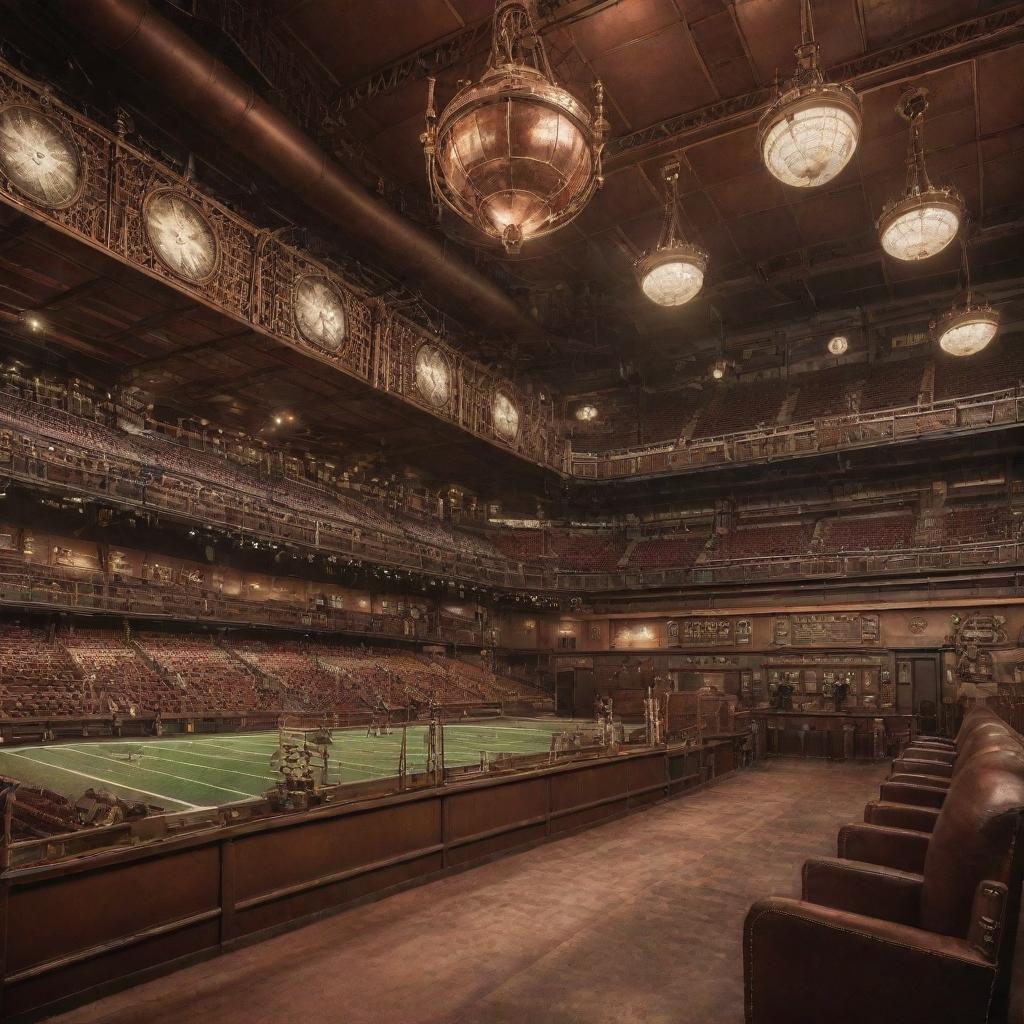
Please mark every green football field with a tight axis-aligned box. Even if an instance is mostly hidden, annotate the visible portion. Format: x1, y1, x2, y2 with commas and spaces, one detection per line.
0, 717, 585, 811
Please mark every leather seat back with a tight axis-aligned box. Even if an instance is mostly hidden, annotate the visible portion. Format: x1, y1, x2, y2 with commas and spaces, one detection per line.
950, 723, 1021, 776
920, 753, 1024, 937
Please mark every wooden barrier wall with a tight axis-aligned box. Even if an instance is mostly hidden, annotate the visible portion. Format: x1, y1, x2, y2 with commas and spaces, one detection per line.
0, 742, 728, 1021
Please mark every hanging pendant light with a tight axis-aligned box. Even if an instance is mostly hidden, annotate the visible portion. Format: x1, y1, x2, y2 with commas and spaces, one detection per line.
758, 0, 861, 189
636, 163, 709, 306
932, 236, 999, 357
878, 88, 963, 262
421, 0, 608, 255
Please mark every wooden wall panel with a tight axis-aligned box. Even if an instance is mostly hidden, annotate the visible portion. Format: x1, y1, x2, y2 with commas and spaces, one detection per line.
445, 778, 548, 841
7, 847, 220, 975
233, 800, 441, 902
549, 762, 629, 812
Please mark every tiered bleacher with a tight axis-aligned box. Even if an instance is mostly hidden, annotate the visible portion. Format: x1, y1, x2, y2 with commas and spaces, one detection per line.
819, 511, 917, 552
627, 534, 708, 569
0, 625, 548, 721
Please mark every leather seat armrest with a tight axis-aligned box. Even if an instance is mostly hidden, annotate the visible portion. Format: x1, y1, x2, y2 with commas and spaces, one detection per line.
863, 800, 940, 833
891, 757, 953, 778
837, 823, 930, 873
879, 781, 948, 807
801, 857, 922, 926
744, 897, 995, 1024
901, 747, 955, 764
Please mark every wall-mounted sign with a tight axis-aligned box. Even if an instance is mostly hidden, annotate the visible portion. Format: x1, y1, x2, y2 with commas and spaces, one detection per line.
772, 613, 880, 647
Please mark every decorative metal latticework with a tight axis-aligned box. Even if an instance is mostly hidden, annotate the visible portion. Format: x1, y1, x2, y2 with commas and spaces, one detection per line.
0, 59, 553, 465
422, 0, 608, 254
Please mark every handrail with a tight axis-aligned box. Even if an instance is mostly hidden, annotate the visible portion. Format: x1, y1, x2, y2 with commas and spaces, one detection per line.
570, 386, 1022, 472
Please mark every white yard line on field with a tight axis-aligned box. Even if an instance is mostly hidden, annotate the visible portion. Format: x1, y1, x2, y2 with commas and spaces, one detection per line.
63, 747, 255, 798
0, 749, 203, 809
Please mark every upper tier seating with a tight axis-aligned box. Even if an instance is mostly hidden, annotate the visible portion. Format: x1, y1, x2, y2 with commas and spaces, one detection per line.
934, 338, 1024, 400
819, 512, 916, 552
628, 534, 708, 569
943, 503, 1014, 544
713, 522, 815, 559
789, 365, 865, 421
549, 531, 626, 572
858, 356, 927, 412
691, 379, 791, 439
490, 529, 547, 562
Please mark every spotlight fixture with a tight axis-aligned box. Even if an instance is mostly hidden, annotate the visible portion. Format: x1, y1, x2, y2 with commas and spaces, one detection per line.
878, 88, 963, 262
932, 237, 999, 357
710, 358, 731, 381
636, 163, 709, 307
827, 334, 848, 355
422, 0, 608, 254
575, 404, 598, 422
758, 0, 861, 189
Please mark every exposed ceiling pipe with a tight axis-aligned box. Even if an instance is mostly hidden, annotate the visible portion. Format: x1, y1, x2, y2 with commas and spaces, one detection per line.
55, 0, 546, 344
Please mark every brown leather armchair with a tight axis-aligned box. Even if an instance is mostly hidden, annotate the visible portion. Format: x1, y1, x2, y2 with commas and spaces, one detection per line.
744, 761, 1024, 1024
892, 718, 1014, 779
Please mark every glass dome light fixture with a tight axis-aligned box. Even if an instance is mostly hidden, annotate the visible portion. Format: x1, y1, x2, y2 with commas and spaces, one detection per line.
932, 302, 1000, 357
827, 334, 849, 355
758, 0, 861, 189
421, 0, 609, 254
931, 236, 999, 357
878, 88, 963, 262
635, 162, 709, 306
575, 403, 598, 421
710, 357, 732, 381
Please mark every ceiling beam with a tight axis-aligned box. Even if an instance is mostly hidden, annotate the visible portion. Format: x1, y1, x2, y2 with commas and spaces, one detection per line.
330, 0, 617, 113
604, 3, 1024, 172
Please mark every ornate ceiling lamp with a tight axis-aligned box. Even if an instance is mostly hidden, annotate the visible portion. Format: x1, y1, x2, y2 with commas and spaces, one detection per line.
932, 238, 999, 357
878, 88, 963, 261
636, 163, 709, 307
422, 0, 608, 255
758, 0, 861, 189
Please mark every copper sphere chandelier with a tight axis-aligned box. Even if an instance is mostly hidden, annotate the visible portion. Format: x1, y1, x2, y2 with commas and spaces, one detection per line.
878, 88, 963, 262
758, 0, 861, 189
421, 0, 609, 255
636, 163, 709, 307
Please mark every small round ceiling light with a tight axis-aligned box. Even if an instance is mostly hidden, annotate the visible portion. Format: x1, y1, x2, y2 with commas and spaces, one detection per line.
636, 163, 709, 307
878, 88, 963, 262
827, 334, 848, 355
758, 1, 861, 189
575, 404, 598, 421
932, 302, 999, 358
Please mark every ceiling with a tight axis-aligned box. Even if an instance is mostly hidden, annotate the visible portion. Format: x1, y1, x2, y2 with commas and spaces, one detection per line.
261, 0, 1024, 382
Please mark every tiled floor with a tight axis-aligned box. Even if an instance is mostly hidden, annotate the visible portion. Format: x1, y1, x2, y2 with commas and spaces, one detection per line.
47, 759, 887, 1024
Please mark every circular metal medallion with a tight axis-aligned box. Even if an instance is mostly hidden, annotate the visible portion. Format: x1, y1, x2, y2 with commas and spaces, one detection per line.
143, 189, 219, 283
908, 616, 928, 635
493, 390, 520, 441
293, 275, 347, 352
0, 104, 82, 209
414, 343, 451, 408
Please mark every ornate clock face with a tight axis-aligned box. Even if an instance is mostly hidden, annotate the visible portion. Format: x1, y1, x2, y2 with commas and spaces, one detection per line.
414, 344, 451, 408
294, 275, 347, 351
493, 391, 520, 441
0, 105, 82, 209
143, 190, 219, 282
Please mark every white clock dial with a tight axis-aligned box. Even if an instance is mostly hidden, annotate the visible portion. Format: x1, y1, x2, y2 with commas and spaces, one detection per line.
414, 344, 451, 408
493, 391, 519, 440
0, 105, 82, 209
294, 275, 347, 351
143, 190, 219, 282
